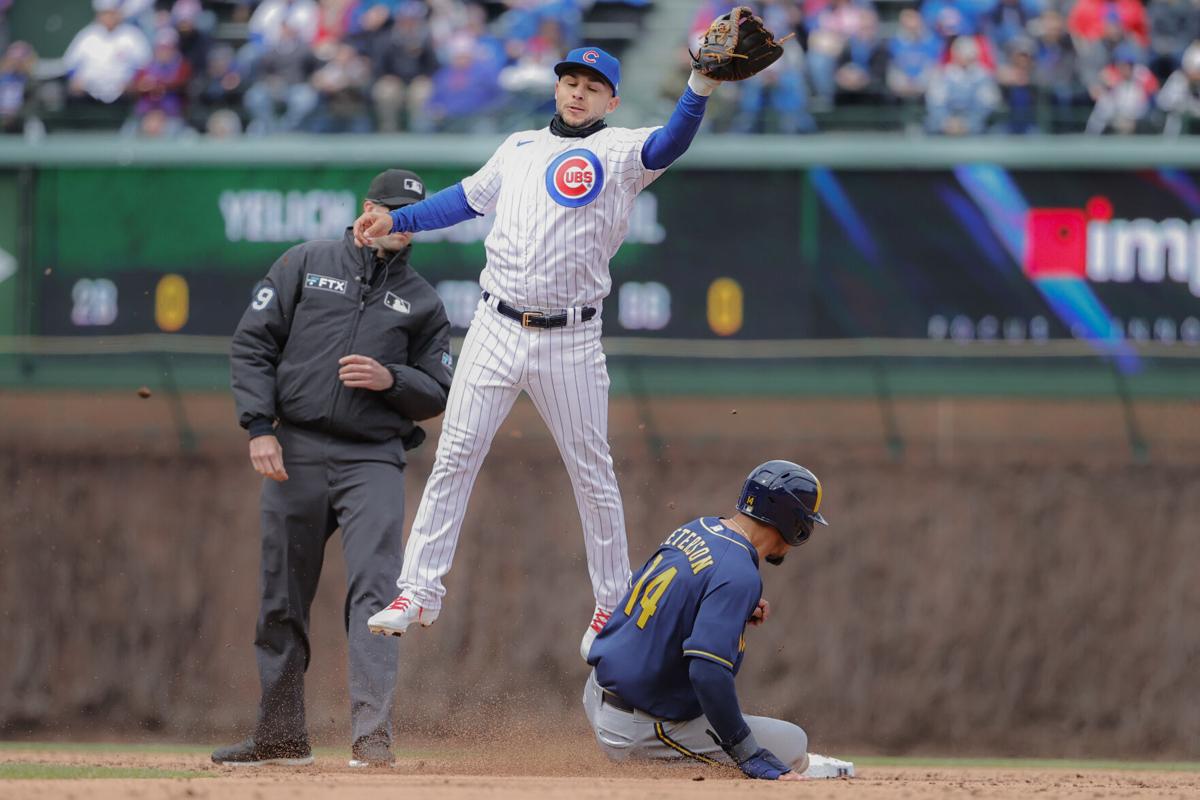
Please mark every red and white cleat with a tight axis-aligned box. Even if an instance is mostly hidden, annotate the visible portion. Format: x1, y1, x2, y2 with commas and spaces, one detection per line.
367, 594, 440, 637
579, 605, 612, 661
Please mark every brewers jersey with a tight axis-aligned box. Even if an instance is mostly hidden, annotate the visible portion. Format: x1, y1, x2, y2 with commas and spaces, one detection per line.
589, 516, 763, 720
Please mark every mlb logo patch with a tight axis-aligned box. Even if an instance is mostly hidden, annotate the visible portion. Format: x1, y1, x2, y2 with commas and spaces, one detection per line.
305, 273, 348, 294
385, 291, 411, 314
404, 178, 423, 194
441, 352, 453, 368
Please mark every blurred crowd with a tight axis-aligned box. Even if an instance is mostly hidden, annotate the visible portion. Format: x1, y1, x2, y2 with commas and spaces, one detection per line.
0, 0, 1198, 137
1, 0, 606, 137
676, 0, 1200, 134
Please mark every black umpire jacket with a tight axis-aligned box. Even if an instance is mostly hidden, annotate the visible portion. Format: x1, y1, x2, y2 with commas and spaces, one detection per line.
230, 229, 453, 452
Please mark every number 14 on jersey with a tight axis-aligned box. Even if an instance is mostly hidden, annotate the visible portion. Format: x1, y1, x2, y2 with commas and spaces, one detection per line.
624, 554, 678, 629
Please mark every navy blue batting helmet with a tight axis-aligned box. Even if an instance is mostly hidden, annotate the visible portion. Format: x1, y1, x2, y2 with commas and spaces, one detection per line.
736, 460, 828, 546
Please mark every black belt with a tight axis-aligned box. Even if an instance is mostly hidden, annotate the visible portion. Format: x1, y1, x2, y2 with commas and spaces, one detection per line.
483, 291, 596, 329
601, 690, 638, 714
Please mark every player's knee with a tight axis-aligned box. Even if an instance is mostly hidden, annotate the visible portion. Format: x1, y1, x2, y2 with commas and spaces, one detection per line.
782, 724, 809, 772
568, 468, 618, 503
434, 431, 488, 465
761, 720, 807, 771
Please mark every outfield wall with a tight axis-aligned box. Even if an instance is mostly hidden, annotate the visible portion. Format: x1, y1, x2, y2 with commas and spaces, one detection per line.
1, 394, 1199, 757
2, 136, 1200, 397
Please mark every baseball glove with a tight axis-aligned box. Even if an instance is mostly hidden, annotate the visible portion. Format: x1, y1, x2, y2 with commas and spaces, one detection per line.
690, 6, 793, 82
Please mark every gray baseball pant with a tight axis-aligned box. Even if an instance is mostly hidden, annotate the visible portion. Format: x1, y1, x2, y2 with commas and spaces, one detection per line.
253, 424, 405, 746
582, 670, 809, 773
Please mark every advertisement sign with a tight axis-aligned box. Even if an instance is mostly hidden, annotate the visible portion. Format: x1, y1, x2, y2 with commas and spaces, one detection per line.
31, 165, 1200, 345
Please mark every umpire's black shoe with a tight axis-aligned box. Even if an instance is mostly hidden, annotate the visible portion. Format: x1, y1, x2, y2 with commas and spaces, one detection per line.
211, 737, 314, 767
348, 735, 395, 768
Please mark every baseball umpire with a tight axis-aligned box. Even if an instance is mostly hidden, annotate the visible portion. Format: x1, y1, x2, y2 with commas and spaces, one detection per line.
583, 461, 855, 780
214, 169, 454, 768
356, 8, 797, 662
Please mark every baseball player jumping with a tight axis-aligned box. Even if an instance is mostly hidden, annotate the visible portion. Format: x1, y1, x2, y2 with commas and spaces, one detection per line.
584, 460, 855, 780
356, 12, 793, 658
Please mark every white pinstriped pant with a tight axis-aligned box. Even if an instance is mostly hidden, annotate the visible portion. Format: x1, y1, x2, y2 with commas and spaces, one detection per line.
396, 298, 631, 610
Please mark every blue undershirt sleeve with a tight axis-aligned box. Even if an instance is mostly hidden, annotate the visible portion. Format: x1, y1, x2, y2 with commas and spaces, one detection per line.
640, 87, 709, 171
389, 182, 482, 234
688, 656, 751, 747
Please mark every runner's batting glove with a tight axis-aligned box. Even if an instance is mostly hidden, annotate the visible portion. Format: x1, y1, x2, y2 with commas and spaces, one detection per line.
734, 748, 791, 780
707, 729, 792, 780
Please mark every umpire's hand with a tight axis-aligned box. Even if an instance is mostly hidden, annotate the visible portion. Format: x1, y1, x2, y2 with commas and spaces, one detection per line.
249, 435, 288, 482
338, 354, 394, 391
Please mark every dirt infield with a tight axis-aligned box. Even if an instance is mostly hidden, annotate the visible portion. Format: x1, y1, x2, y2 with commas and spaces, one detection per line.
1, 745, 1198, 800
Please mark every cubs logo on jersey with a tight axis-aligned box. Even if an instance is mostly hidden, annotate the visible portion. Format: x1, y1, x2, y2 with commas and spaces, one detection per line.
545, 148, 605, 208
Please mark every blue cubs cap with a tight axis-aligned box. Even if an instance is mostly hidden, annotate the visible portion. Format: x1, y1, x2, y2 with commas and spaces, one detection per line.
554, 46, 620, 95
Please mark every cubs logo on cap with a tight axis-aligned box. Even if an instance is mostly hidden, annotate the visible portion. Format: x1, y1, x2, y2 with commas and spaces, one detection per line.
545, 149, 605, 208
554, 46, 620, 95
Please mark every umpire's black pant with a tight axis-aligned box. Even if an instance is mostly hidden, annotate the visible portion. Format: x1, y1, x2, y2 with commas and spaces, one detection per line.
254, 423, 404, 746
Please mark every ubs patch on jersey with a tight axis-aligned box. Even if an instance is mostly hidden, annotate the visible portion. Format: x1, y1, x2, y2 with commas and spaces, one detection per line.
305, 273, 347, 294
384, 292, 411, 313
545, 148, 605, 208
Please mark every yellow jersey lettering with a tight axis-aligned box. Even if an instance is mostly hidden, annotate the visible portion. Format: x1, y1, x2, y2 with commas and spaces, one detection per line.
662, 527, 717, 574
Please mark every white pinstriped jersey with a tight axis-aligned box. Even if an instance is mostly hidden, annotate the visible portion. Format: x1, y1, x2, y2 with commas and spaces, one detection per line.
461, 125, 665, 310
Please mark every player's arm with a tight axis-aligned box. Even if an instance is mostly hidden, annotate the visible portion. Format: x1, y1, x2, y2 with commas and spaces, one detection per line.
643, 7, 792, 170
380, 302, 454, 421
230, 246, 305, 438
388, 184, 482, 233
230, 248, 305, 481
355, 136, 513, 245
353, 184, 482, 246
639, 72, 719, 171
683, 574, 794, 780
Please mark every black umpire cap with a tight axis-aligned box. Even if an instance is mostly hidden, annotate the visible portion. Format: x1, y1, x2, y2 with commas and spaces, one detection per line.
366, 169, 426, 209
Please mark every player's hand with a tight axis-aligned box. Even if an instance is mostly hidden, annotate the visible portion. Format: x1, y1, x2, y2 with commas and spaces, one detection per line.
737, 748, 792, 780
249, 435, 288, 481
353, 208, 395, 247
339, 354, 394, 391
749, 598, 770, 627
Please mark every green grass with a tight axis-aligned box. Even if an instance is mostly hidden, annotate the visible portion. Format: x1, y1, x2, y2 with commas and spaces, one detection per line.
848, 756, 1200, 772
0, 741, 441, 759
0, 742, 213, 755
0, 763, 210, 780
